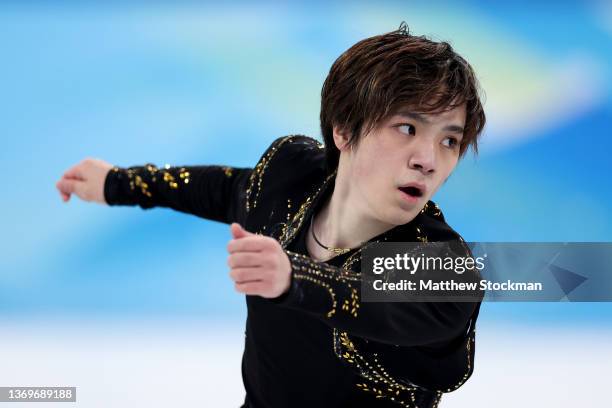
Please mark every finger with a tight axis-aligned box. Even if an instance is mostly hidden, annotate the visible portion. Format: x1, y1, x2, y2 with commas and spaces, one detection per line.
55, 180, 70, 200
63, 165, 85, 180
230, 223, 256, 239
229, 267, 263, 283
56, 178, 85, 197
56, 178, 74, 195
234, 280, 266, 295
227, 236, 267, 253
227, 252, 263, 269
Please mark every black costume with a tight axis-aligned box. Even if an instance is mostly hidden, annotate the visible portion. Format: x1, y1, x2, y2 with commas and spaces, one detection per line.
104, 135, 482, 408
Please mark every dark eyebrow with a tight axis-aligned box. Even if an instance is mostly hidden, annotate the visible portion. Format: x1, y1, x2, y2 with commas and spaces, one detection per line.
395, 112, 465, 135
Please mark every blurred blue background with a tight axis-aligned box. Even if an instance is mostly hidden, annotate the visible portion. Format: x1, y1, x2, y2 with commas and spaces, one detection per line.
1, 1, 611, 407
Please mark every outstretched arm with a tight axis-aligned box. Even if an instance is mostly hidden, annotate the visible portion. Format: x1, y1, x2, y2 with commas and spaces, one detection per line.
56, 157, 253, 225
104, 163, 252, 224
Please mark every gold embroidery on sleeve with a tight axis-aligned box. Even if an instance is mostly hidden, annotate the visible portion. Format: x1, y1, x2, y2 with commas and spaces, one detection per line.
179, 167, 190, 184
222, 166, 233, 178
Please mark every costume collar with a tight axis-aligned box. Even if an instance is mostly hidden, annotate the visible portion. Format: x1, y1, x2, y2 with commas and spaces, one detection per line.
279, 169, 436, 259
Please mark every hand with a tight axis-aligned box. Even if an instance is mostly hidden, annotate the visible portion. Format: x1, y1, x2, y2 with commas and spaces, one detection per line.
227, 223, 292, 299
56, 158, 114, 204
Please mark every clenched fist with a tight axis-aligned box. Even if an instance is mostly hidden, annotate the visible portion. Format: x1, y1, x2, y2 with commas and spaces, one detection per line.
227, 223, 292, 299
56, 158, 113, 204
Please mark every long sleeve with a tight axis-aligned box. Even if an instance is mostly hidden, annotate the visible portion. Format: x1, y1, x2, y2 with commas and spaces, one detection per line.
104, 163, 253, 225
274, 249, 482, 348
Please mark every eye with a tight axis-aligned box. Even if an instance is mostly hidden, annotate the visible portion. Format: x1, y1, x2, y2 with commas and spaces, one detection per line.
442, 136, 460, 149
397, 123, 416, 136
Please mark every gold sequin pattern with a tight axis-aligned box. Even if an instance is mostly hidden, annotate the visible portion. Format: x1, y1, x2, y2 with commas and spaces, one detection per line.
420, 201, 443, 220
334, 329, 424, 407
278, 171, 336, 248
286, 198, 292, 221
442, 335, 474, 393
162, 170, 178, 189
286, 250, 358, 318
415, 226, 428, 243
134, 175, 152, 197
431, 392, 443, 408
117, 163, 193, 199
293, 273, 338, 318
245, 136, 296, 213
179, 167, 190, 184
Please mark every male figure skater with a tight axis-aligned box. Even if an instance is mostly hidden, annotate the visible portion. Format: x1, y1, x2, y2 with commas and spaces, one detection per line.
56, 23, 486, 407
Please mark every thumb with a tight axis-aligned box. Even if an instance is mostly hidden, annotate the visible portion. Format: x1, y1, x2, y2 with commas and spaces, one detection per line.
230, 223, 255, 239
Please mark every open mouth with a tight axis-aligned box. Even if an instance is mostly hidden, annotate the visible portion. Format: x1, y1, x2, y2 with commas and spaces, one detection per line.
398, 186, 423, 198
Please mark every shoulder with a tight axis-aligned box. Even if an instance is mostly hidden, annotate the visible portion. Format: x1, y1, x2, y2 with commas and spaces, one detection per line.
259, 135, 325, 165
415, 201, 466, 243
254, 134, 326, 181
245, 135, 326, 213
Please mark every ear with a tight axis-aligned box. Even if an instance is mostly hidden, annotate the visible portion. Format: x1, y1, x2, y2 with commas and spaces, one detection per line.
332, 125, 352, 151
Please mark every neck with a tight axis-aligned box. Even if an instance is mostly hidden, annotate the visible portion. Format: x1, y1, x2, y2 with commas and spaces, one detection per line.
313, 167, 395, 250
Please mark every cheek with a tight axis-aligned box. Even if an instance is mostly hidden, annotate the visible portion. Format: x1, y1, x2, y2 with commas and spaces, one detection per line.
352, 157, 368, 178
351, 153, 386, 200
354, 151, 389, 184
352, 145, 377, 178
351, 137, 398, 195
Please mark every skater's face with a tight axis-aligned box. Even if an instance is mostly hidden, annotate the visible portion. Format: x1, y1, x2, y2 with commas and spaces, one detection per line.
334, 104, 466, 226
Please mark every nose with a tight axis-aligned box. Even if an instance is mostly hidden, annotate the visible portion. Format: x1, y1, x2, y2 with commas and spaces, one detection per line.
408, 138, 436, 174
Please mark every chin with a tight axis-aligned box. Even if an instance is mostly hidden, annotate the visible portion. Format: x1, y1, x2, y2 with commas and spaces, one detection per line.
387, 209, 419, 226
